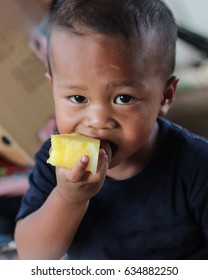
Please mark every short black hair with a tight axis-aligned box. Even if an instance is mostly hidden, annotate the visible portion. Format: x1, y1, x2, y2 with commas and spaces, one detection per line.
47, 0, 177, 79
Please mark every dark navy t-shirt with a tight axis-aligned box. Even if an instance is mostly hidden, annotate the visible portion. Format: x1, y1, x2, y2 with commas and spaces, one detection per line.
16, 118, 208, 259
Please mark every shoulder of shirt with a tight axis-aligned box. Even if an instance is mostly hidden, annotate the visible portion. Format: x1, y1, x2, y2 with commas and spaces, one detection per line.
34, 137, 53, 162
158, 117, 208, 160
159, 117, 208, 144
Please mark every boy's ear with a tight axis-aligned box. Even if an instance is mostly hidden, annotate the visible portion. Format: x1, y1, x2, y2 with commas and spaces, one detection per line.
159, 75, 179, 116
45, 72, 53, 85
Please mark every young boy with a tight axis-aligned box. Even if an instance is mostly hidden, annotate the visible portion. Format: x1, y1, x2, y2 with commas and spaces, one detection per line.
15, 0, 208, 260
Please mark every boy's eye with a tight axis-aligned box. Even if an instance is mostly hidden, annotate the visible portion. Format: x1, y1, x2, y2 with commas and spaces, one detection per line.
69, 95, 87, 103
114, 95, 136, 104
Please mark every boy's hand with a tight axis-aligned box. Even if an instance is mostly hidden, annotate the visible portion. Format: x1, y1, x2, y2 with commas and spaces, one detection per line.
55, 148, 109, 205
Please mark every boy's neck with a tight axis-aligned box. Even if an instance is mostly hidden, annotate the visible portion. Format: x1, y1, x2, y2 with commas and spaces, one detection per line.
107, 122, 160, 180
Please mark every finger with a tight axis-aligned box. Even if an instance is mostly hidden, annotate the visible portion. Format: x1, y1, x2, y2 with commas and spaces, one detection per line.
100, 141, 112, 166
95, 149, 109, 180
69, 156, 89, 183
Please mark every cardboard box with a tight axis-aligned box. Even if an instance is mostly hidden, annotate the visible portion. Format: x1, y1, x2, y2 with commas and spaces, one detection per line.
0, 26, 54, 166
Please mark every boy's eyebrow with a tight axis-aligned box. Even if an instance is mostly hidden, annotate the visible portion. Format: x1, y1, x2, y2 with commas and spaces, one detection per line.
57, 84, 88, 91
110, 80, 145, 89
56, 80, 144, 90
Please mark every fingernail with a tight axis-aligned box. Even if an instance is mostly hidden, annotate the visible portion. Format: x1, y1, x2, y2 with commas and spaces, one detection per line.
81, 156, 88, 163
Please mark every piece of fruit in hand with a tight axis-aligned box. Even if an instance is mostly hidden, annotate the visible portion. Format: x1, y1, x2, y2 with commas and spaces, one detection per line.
47, 133, 100, 174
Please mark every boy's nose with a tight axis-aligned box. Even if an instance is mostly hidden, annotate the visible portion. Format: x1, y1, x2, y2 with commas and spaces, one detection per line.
85, 106, 117, 130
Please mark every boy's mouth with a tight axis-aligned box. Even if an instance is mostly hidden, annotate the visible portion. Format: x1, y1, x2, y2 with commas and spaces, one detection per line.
109, 141, 117, 156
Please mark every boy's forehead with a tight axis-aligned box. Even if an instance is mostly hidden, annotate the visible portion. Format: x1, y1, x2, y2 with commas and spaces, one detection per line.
49, 26, 158, 57
49, 27, 163, 78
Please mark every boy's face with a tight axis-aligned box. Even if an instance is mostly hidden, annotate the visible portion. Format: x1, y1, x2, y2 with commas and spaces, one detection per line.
48, 28, 177, 175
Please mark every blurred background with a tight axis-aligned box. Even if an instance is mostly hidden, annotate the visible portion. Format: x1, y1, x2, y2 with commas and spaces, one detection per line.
0, 0, 207, 259
165, 0, 208, 136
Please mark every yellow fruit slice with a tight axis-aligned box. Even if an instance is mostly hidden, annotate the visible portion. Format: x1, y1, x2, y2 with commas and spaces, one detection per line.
47, 133, 100, 174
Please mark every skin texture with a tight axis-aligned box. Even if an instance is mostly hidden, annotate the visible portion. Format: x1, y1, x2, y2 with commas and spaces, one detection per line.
15, 28, 178, 259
